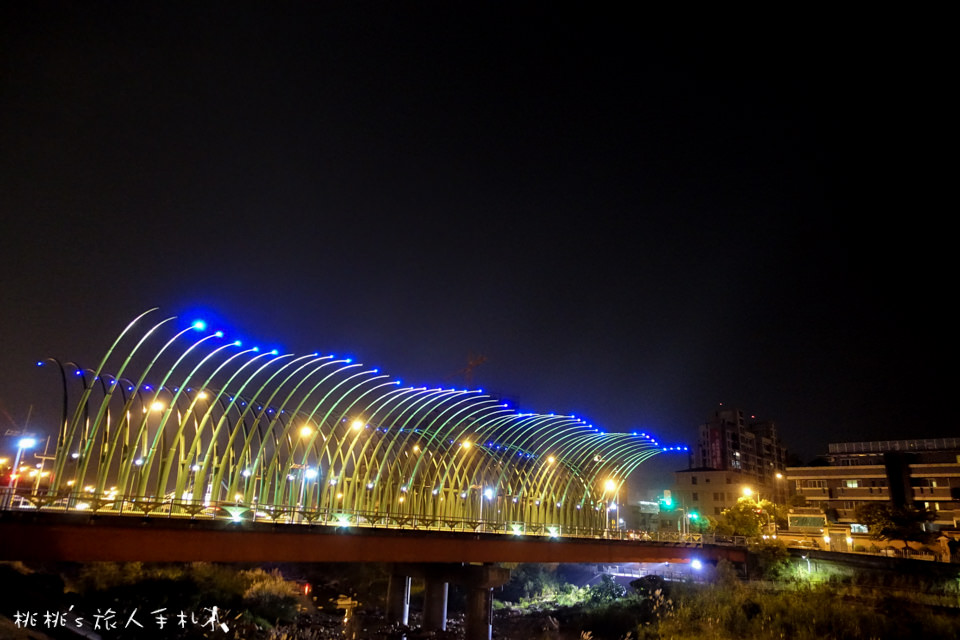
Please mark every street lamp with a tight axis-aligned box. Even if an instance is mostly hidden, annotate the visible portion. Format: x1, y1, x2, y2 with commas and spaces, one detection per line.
605, 478, 619, 536
773, 473, 785, 535
298, 467, 318, 522
3, 437, 37, 508
480, 486, 495, 532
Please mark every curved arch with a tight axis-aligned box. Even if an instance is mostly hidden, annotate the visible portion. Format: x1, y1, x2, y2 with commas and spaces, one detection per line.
41, 311, 679, 535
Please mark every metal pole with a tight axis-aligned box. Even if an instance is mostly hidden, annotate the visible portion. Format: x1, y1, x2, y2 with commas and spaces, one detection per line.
2, 445, 26, 508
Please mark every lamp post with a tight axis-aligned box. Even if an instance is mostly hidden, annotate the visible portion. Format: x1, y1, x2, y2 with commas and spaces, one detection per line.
605, 478, 618, 537
481, 487, 494, 532
675, 506, 687, 536
3, 437, 37, 508
299, 467, 318, 522
773, 473, 784, 535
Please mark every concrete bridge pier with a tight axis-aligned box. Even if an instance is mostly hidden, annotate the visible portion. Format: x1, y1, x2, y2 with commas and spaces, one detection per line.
422, 576, 449, 630
386, 573, 411, 625
464, 583, 495, 640
387, 563, 510, 639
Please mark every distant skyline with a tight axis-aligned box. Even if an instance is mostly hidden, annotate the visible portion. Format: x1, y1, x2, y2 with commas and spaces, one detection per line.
1, 6, 951, 467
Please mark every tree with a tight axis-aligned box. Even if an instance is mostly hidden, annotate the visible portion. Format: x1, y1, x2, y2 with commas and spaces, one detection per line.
787, 493, 808, 508
854, 503, 936, 545
712, 497, 765, 537
748, 539, 791, 579
587, 573, 626, 604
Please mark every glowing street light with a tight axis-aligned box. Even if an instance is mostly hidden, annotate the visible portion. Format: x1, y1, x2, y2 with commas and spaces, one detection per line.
3, 437, 37, 508
298, 467, 320, 520
605, 478, 620, 535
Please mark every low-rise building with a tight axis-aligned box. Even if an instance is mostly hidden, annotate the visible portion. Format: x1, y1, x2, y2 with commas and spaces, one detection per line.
786, 439, 960, 530
671, 467, 785, 518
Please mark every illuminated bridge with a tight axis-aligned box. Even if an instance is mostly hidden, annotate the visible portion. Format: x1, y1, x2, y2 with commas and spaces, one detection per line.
12, 309, 689, 533
1, 310, 728, 639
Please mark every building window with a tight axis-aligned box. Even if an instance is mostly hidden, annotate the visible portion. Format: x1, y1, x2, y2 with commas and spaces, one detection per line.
692, 492, 698, 501
845, 480, 860, 488
691, 476, 698, 485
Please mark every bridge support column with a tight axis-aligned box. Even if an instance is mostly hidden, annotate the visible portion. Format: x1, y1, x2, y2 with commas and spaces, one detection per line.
386, 573, 411, 626
465, 585, 494, 640
462, 564, 510, 640
422, 577, 448, 631
386, 563, 510, 637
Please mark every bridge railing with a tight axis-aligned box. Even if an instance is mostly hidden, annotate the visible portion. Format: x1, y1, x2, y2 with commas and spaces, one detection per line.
0, 487, 720, 546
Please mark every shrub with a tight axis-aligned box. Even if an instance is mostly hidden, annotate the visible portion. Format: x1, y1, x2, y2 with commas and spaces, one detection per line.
241, 568, 301, 623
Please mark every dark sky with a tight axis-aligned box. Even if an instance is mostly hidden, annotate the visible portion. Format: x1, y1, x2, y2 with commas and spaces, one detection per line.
0, 5, 951, 465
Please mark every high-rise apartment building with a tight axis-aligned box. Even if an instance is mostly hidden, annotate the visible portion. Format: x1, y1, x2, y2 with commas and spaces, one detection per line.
671, 406, 789, 518
694, 405, 788, 485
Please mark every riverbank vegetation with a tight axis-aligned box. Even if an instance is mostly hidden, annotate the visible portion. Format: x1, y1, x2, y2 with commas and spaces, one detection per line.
494, 559, 960, 639
4, 557, 960, 639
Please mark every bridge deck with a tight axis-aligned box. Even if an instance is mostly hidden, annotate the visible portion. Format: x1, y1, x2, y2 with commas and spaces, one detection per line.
0, 512, 746, 565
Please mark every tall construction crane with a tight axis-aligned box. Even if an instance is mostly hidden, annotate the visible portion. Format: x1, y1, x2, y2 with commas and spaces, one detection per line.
447, 352, 488, 388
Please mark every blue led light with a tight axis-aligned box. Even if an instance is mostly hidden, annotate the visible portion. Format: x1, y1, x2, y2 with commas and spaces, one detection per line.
191, 320, 207, 331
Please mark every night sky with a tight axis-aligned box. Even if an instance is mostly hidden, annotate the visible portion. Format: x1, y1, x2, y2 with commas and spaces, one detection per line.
1, 5, 951, 467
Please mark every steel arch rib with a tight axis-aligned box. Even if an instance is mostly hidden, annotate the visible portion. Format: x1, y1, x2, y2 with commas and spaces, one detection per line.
40, 310, 682, 538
